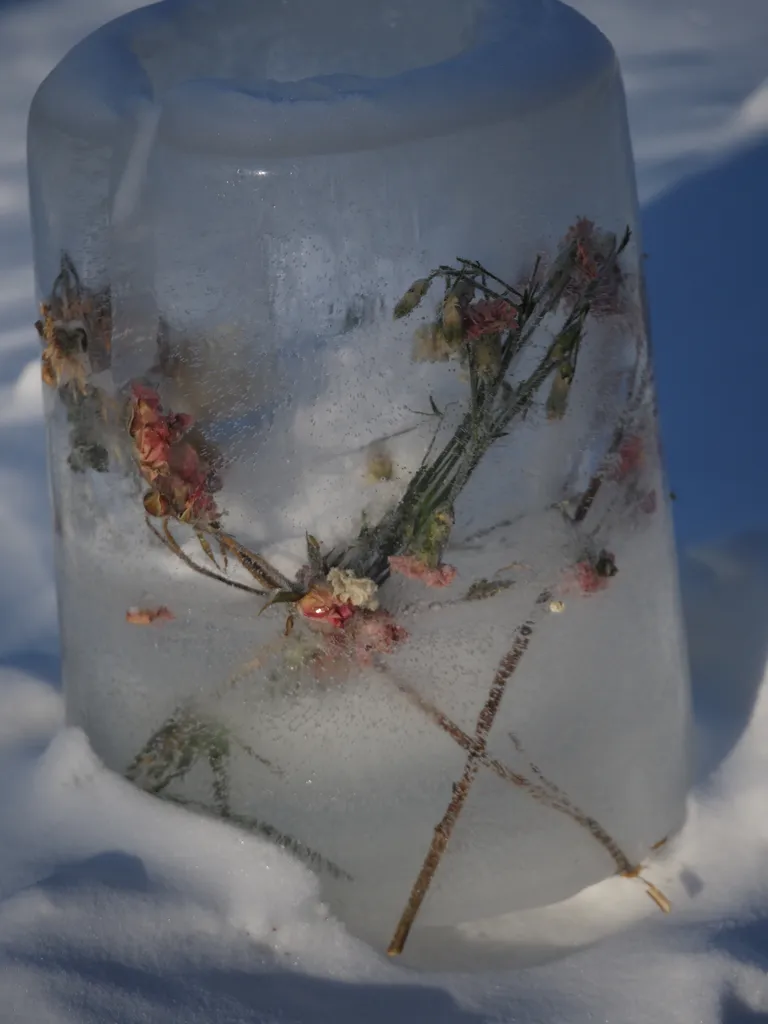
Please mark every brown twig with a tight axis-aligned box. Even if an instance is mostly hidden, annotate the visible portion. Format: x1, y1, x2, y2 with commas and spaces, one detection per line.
384, 570, 673, 954
383, 669, 635, 876
388, 666, 668, 920
387, 609, 538, 956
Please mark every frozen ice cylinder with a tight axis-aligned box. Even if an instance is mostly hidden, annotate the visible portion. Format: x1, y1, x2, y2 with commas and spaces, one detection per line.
29, 0, 691, 966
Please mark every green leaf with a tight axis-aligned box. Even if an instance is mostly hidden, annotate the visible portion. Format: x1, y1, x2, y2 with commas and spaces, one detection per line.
306, 533, 324, 573
259, 590, 304, 615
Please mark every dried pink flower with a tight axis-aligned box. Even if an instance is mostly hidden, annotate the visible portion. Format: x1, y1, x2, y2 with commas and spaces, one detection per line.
610, 435, 645, 481
125, 605, 175, 625
570, 550, 618, 595
128, 383, 220, 527
389, 555, 457, 588
639, 489, 657, 515
465, 298, 518, 341
297, 586, 355, 629
561, 218, 625, 317
350, 609, 409, 664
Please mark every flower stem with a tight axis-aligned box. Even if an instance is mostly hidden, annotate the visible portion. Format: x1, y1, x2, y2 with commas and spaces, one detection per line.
386, 604, 540, 956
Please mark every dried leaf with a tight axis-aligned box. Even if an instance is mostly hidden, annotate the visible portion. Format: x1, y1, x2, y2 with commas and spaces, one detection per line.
196, 529, 220, 569
464, 578, 514, 601
306, 533, 324, 573
259, 590, 304, 615
546, 366, 573, 421
126, 605, 175, 625
643, 879, 672, 914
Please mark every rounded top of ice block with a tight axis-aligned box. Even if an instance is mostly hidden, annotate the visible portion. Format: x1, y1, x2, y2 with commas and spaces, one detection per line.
30, 0, 617, 158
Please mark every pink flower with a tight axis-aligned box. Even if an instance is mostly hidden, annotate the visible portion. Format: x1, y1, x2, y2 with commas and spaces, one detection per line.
351, 609, 409, 664
639, 489, 657, 515
130, 382, 163, 410
389, 555, 458, 588
571, 550, 618, 595
306, 604, 409, 678
561, 218, 625, 317
465, 298, 518, 340
610, 435, 644, 481
129, 383, 220, 526
297, 586, 355, 629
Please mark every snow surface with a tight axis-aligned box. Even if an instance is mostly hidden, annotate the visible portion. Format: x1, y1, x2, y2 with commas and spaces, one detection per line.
1, 0, 767, 1020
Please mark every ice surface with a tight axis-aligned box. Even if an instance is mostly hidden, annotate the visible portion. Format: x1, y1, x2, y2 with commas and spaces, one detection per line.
26, 0, 692, 960
29, 0, 615, 158
2, 0, 768, 1016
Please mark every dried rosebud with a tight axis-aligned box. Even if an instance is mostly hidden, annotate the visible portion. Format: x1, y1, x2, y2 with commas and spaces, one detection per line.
394, 277, 432, 319
412, 323, 456, 363
365, 444, 394, 482
546, 365, 574, 421
297, 586, 355, 629
441, 293, 464, 344
473, 334, 502, 378
128, 383, 220, 528
143, 490, 171, 518
465, 298, 518, 341
125, 605, 175, 625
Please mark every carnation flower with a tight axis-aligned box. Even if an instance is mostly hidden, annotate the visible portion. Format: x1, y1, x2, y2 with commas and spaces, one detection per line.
327, 567, 379, 610
465, 298, 518, 340
297, 585, 355, 629
128, 383, 219, 527
608, 435, 644, 481
570, 550, 618, 595
561, 218, 625, 317
388, 555, 457, 588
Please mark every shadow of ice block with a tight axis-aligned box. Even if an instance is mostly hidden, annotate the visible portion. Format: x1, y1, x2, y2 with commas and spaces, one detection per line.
28, 0, 691, 967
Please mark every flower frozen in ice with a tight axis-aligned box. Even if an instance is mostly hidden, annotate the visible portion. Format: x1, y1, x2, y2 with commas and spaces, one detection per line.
128, 383, 219, 527
351, 609, 409, 663
36, 254, 112, 393
394, 277, 432, 319
327, 567, 379, 610
465, 298, 518, 341
608, 434, 645, 481
570, 549, 618, 595
561, 218, 625, 317
297, 585, 356, 629
412, 323, 456, 363
389, 555, 457, 588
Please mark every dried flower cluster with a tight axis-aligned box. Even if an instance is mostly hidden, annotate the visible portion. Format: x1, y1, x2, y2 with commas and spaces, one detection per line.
561, 217, 626, 317
128, 383, 220, 528
39, 217, 668, 959
35, 254, 111, 393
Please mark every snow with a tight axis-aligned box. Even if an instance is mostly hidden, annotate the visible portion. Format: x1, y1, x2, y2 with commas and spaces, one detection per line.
0, 0, 767, 1020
